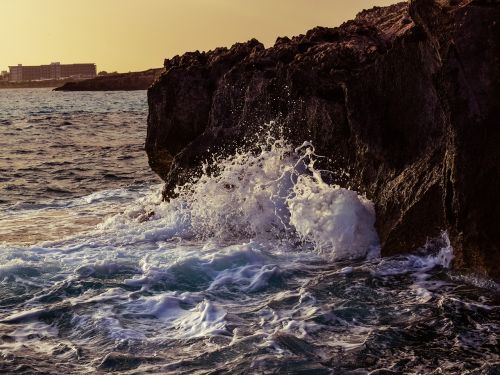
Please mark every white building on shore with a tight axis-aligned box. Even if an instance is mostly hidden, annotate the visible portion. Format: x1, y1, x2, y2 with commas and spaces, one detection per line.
8, 62, 96, 82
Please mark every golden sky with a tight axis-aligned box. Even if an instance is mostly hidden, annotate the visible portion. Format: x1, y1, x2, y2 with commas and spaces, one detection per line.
1, 0, 400, 73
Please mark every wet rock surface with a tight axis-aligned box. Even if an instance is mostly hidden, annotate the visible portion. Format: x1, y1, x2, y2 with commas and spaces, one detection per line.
146, 0, 500, 280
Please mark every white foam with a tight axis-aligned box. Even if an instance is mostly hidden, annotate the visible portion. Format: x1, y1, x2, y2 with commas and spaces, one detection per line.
209, 264, 281, 292
99, 126, 380, 262
287, 174, 379, 260
124, 293, 229, 339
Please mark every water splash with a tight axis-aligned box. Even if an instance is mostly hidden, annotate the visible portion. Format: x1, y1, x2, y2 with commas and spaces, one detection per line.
121, 125, 380, 261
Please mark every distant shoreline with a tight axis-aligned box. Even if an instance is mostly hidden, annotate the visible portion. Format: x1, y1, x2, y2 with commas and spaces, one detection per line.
0, 78, 84, 89
54, 69, 163, 91
0, 68, 163, 90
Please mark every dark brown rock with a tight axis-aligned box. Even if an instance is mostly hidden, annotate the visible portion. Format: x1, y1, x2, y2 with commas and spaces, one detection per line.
54, 68, 163, 91
146, 0, 500, 280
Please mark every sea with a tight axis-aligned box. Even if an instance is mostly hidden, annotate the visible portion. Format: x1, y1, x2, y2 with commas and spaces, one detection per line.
0, 88, 498, 374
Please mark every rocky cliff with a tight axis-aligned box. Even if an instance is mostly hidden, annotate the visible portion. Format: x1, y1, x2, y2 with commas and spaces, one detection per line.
55, 69, 163, 91
146, 0, 500, 280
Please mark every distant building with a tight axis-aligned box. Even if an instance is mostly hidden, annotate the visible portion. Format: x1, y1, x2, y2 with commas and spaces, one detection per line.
8, 62, 96, 82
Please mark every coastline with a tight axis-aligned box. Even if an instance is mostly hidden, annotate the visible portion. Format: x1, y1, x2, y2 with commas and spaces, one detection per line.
0, 78, 81, 89
0, 68, 163, 91
54, 68, 163, 91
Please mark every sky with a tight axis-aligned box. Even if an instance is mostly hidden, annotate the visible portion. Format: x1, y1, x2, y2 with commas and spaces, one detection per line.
0, 0, 400, 73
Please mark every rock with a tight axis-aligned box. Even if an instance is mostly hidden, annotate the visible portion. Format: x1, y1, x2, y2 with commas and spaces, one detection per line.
54, 68, 163, 91
146, 0, 500, 281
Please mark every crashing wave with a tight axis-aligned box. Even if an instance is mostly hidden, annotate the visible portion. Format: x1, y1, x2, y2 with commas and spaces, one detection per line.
104, 125, 380, 261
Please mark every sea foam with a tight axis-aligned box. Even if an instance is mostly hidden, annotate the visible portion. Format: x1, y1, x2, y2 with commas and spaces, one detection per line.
115, 127, 381, 261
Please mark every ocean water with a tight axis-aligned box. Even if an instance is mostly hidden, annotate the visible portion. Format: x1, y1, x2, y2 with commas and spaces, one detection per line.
0, 89, 498, 374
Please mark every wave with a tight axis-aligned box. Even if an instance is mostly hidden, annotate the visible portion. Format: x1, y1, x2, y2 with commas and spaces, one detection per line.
96, 126, 379, 262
